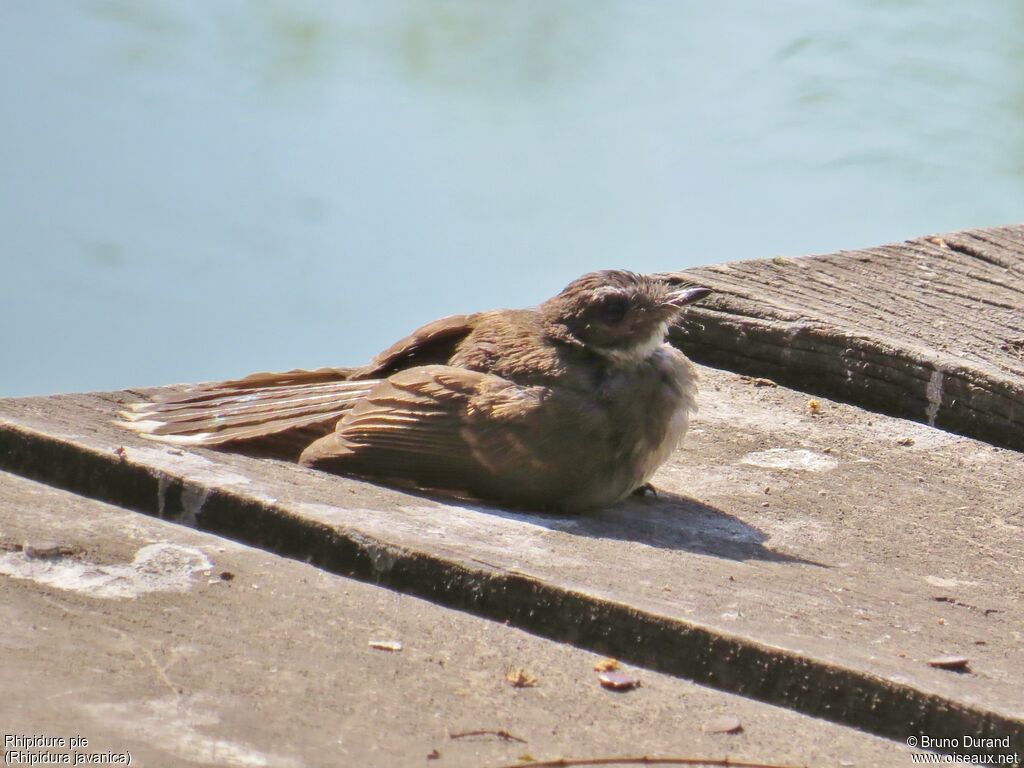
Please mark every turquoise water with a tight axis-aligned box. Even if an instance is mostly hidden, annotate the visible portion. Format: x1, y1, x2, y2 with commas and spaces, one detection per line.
4, 1, 1024, 396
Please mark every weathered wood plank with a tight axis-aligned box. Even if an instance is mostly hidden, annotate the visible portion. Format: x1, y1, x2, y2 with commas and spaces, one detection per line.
3, 473, 916, 766
1, 364, 1021, 758
668, 224, 1024, 450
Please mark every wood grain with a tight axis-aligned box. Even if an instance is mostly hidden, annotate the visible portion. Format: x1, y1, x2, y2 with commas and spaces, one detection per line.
668, 224, 1024, 450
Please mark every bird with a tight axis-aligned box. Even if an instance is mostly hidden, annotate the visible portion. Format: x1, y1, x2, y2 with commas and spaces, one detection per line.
119, 270, 711, 512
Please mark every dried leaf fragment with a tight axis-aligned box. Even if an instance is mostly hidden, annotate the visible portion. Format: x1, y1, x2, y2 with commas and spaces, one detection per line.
807, 399, 821, 415
597, 670, 640, 691
369, 640, 403, 652
505, 668, 538, 688
703, 714, 744, 734
927, 655, 970, 671
896, 437, 915, 446
593, 658, 620, 672
741, 375, 777, 388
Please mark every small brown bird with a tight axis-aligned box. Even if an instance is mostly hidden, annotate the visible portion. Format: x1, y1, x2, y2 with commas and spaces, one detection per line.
120, 271, 710, 511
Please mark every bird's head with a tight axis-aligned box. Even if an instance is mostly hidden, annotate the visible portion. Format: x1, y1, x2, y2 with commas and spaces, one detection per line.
541, 270, 710, 363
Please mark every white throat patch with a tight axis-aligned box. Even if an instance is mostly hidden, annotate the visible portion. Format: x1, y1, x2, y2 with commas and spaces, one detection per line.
596, 321, 670, 365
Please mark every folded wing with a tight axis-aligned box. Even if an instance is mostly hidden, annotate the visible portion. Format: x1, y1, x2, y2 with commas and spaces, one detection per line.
117, 313, 479, 457
299, 365, 567, 505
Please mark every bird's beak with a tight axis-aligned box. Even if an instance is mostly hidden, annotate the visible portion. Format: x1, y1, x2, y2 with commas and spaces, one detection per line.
664, 286, 712, 308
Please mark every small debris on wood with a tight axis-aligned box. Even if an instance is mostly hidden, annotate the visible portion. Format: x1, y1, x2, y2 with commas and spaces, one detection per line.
597, 670, 640, 691
369, 640, 403, 652
22, 541, 81, 560
114, 445, 127, 461
931, 595, 1003, 616
807, 399, 821, 415
505, 667, 538, 688
740, 375, 777, 388
426, 748, 441, 760
219, 571, 235, 581
703, 714, 744, 734
1001, 338, 1024, 359
593, 658, 620, 672
493, 757, 798, 768
927, 655, 970, 671
925, 235, 949, 248
450, 729, 526, 743
896, 437, 915, 446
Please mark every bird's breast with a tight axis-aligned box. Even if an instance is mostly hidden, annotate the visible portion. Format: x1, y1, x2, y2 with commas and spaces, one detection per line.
607, 344, 698, 490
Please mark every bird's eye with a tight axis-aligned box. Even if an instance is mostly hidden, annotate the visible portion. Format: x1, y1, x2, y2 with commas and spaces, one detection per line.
600, 297, 628, 324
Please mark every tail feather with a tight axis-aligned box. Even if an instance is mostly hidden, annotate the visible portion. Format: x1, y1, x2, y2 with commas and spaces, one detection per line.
123, 380, 374, 423
123, 411, 357, 446
117, 368, 379, 451
195, 366, 363, 391
123, 390, 370, 437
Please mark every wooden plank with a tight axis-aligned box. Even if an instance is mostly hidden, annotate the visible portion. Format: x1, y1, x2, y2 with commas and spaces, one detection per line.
0, 472, 914, 767
1, 364, 1021, 759
668, 224, 1024, 450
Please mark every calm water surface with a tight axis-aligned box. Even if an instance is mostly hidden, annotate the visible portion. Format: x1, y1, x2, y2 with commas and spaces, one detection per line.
4, 1, 1024, 395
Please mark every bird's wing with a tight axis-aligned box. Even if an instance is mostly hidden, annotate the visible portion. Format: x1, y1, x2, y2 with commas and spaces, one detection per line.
119, 369, 379, 456
356, 313, 478, 377
117, 313, 478, 455
299, 365, 559, 499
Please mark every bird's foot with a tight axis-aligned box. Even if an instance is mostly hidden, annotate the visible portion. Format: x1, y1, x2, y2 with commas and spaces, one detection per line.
632, 483, 658, 498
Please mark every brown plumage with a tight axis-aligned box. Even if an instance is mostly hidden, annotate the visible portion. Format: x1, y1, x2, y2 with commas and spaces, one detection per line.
120, 271, 710, 511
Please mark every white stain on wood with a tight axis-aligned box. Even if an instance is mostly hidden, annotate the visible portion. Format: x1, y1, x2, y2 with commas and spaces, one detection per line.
739, 448, 839, 472
126, 446, 252, 488
84, 696, 301, 768
0, 543, 211, 599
